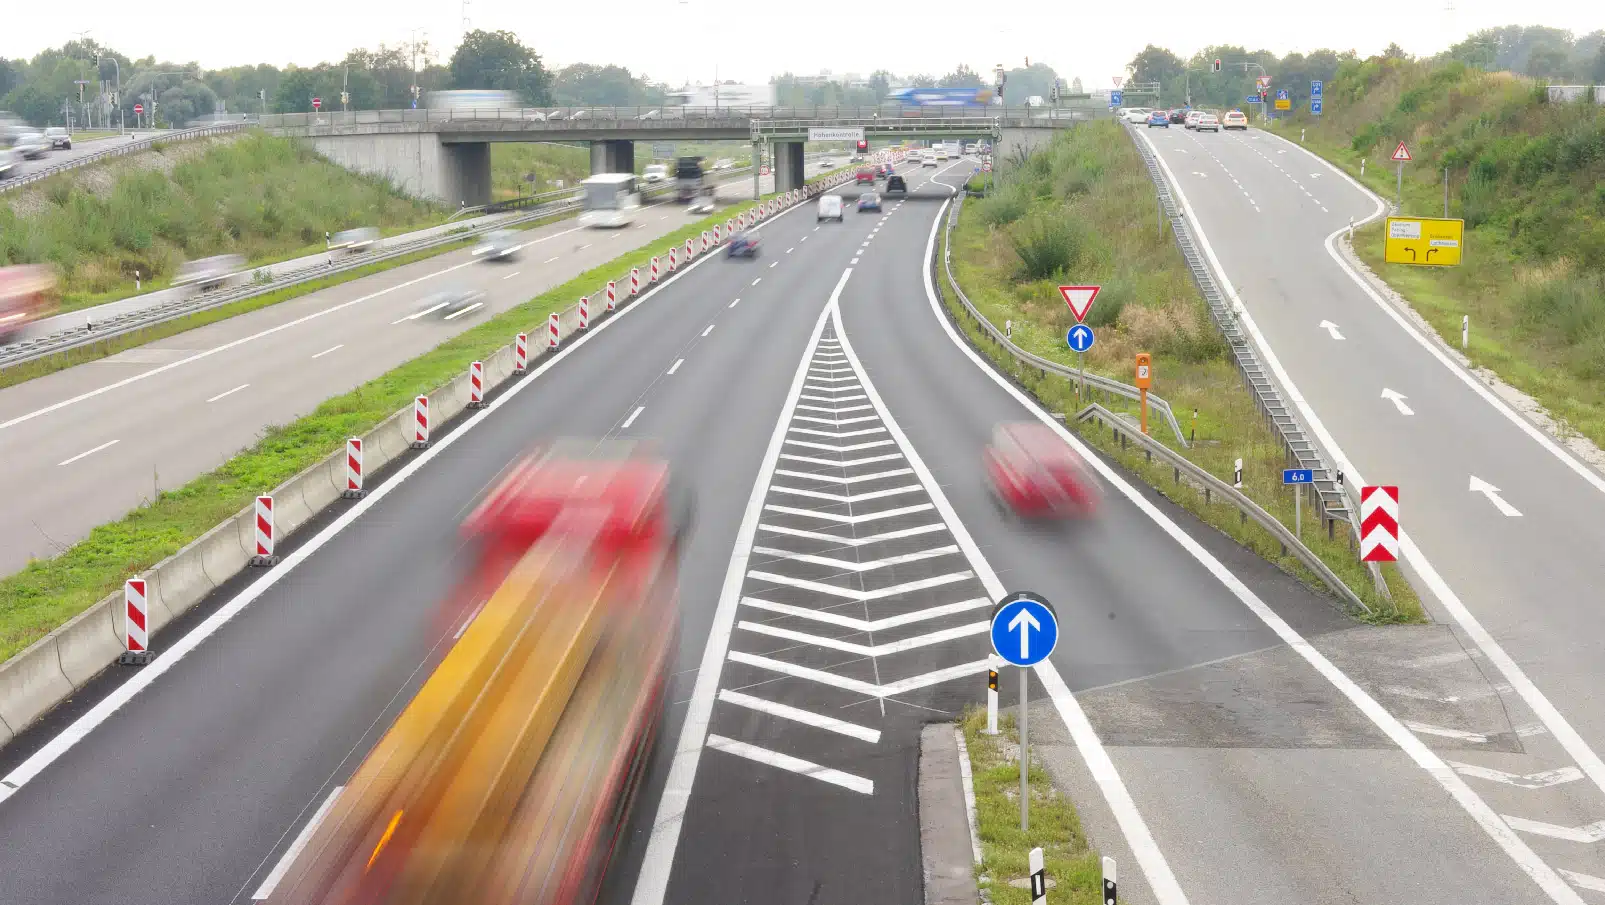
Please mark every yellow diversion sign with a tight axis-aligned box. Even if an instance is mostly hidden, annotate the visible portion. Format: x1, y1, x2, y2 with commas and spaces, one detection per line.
1385, 216, 1465, 267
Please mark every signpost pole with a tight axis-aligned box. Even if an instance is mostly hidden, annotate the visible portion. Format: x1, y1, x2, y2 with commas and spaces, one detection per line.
1295, 481, 1302, 537
1443, 168, 1449, 218
1078, 351, 1085, 401
1140, 388, 1149, 435
1019, 666, 1030, 832
1396, 164, 1403, 210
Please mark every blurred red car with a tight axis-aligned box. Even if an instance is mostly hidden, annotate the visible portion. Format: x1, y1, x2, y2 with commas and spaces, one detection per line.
855, 167, 877, 184
984, 423, 1100, 517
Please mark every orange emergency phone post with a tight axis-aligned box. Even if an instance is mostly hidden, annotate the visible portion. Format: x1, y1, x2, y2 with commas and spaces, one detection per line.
1134, 353, 1153, 435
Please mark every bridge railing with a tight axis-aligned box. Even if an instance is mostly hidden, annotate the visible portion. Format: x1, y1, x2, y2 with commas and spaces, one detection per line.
260, 104, 1093, 131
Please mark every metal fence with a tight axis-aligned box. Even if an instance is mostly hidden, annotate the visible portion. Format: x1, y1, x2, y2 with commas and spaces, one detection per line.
0, 122, 250, 194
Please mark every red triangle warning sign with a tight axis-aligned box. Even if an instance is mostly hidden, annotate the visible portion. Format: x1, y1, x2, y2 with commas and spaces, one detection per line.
1059, 285, 1100, 323
1391, 141, 1412, 162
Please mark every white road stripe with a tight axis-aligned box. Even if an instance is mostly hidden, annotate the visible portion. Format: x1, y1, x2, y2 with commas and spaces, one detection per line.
772, 466, 911, 484
791, 415, 879, 427
501, 270, 522, 280
667, 358, 684, 375
741, 595, 992, 633
621, 406, 645, 429
393, 301, 450, 323
57, 439, 120, 467
777, 451, 898, 468
752, 277, 762, 286
716, 690, 881, 743
745, 570, 973, 601
206, 383, 250, 403
769, 484, 920, 504
1450, 762, 1585, 789
794, 403, 871, 415
705, 734, 872, 794
769, 261, 778, 269
782, 438, 895, 453
737, 619, 989, 657
729, 651, 991, 698
763, 501, 930, 523
252, 786, 344, 899
751, 544, 959, 572
311, 344, 343, 359
1404, 721, 1488, 743
786, 426, 885, 439
442, 302, 482, 321
756, 521, 945, 546
729, 297, 741, 308
702, 325, 715, 338
1503, 816, 1605, 844
1559, 870, 1605, 894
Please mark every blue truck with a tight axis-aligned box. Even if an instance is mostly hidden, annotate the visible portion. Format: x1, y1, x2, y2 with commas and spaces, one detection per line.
885, 87, 997, 106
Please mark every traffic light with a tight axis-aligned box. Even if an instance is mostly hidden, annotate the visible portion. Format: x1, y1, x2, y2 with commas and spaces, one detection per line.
856, 139, 868, 152
1213, 59, 1222, 73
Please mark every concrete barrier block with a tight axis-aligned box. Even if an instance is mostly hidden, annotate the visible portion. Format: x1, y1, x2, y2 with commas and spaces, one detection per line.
271, 478, 316, 537
485, 343, 515, 385
0, 636, 71, 744
297, 449, 344, 514
196, 512, 250, 584
367, 408, 411, 468
50, 594, 123, 688
434, 375, 469, 424
137, 566, 180, 635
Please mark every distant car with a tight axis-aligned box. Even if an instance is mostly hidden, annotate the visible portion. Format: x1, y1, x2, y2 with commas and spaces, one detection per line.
43, 127, 70, 150
330, 227, 380, 254
984, 422, 1100, 518
727, 232, 760, 257
713, 157, 734, 170
817, 194, 844, 221
1122, 107, 1151, 124
14, 133, 47, 159
1168, 108, 1187, 124
855, 167, 877, 184
172, 253, 246, 294
818, 160, 833, 169
1184, 111, 1204, 129
1223, 110, 1248, 130
885, 174, 908, 196
934, 148, 948, 161
474, 229, 520, 261
643, 164, 669, 183
1194, 113, 1221, 132
858, 192, 881, 212
688, 190, 716, 215
880, 163, 894, 178
922, 153, 938, 167
415, 287, 486, 319
1147, 110, 1170, 127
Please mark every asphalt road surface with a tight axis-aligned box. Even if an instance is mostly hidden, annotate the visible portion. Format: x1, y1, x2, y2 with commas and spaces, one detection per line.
0, 163, 822, 576
0, 151, 1579, 905
1139, 122, 1605, 899
1, 130, 170, 184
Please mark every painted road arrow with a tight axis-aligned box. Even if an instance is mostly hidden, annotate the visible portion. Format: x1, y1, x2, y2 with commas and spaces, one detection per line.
1319, 320, 1344, 340
1381, 388, 1414, 415
1469, 475, 1523, 517
1449, 761, 1585, 789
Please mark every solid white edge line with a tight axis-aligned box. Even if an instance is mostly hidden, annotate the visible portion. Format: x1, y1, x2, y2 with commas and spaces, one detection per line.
57, 438, 120, 467
251, 784, 343, 899
0, 192, 772, 802
1245, 125, 1605, 805
715, 688, 881, 743
704, 734, 873, 795
1042, 141, 1593, 904
953, 726, 985, 865
627, 271, 846, 905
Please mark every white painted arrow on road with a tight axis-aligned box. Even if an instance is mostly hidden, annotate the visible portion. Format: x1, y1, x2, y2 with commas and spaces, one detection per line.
1381, 388, 1414, 415
1470, 475, 1523, 517
1503, 815, 1605, 843
1449, 761, 1585, 789
1318, 320, 1344, 340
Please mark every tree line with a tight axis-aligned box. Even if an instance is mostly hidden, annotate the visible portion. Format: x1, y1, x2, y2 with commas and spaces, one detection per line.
1129, 25, 1605, 111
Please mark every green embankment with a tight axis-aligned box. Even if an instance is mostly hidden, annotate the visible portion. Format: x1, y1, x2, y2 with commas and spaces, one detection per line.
0, 177, 841, 663
947, 120, 1419, 620
1282, 57, 1605, 448
0, 133, 444, 311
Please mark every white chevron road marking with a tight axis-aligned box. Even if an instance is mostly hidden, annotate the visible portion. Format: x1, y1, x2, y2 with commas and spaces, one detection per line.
1450, 762, 1586, 789
756, 522, 947, 546
773, 467, 913, 485
728, 651, 992, 698
745, 570, 974, 601
763, 502, 932, 524
706, 735, 873, 794
740, 596, 991, 631
751, 544, 960, 571
769, 484, 922, 503
738, 619, 989, 657
716, 690, 881, 743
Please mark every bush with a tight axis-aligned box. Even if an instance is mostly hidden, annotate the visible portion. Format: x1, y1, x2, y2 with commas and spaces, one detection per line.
1010, 214, 1086, 281
976, 182, 1030, 226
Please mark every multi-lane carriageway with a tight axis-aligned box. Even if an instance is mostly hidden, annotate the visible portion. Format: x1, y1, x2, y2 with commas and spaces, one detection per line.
0, 142, 1601, 905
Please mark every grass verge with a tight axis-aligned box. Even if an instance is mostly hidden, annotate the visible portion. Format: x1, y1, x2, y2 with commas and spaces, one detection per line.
961, 708, 1102, 905
941, 120, 1420, 622
0, 176, 845, 663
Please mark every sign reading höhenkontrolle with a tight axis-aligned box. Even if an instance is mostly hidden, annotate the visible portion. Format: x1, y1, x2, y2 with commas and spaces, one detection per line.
808, 127, 866, 142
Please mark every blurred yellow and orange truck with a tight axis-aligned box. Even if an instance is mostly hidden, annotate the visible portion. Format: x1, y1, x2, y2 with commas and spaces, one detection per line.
0, 264, 58, 345
266, 441, 682, 905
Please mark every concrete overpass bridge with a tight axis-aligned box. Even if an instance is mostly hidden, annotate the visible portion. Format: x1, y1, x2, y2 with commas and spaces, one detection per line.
260, 103, 1094, 205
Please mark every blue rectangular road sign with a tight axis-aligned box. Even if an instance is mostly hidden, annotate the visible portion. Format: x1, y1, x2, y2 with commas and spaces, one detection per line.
1109, 91, 1123, 107
1276, 89, 1289, 101
1245, 95, 1262, 103
1311, 99, 1323, 115
1311, 80, 1323, 97
1283, 468, 1315, 484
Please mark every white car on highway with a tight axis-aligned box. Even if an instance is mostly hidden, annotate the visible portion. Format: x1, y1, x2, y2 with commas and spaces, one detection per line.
1120, 107, 1151, 124
474, 229, 521, 261
1194, 113, 1221, 132
642, 164, 668, 183
1183, 111, 1205, 130
922, 152, 938, 167
1223, 110, 1249, 130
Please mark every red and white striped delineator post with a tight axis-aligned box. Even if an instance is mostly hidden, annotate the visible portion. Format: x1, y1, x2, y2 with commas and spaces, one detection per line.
701, 231, 710, 253
118, 578, 153, 665
548, 312, 560, 349
606, 281, 617, 311
252, 494, 279, 565
411, 396, 430, 449
713, 224, 722, 243
650, 256, 660, 282
630, 268, 640, 295
343, 437, 364, 498
1360, 485, 1400, 562
578, 296, 590, 330
668, 246, 678, 272
684, 238, 694, 260
514, 333, 528, 373
467, 360, 488, 409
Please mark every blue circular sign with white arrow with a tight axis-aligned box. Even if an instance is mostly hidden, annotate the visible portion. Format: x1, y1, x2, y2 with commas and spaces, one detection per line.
1067, 324, 1095, 353
990, 592, 1059, 667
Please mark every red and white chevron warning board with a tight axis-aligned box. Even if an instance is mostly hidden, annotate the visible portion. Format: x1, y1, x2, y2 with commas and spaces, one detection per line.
1360, 485, 1399, 562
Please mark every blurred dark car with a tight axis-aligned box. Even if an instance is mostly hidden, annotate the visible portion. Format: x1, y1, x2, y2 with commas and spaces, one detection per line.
858, 192, 881, 212
1168, 108, 1187, 124
727, 232, 760, 257
885, 174, 908, 196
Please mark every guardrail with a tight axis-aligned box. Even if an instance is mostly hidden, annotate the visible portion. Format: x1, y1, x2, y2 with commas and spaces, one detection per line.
1076, 403, 1369, 613
1126, 124, 1392, 600
937, 195, 1189, 447
0, 122, 251, 194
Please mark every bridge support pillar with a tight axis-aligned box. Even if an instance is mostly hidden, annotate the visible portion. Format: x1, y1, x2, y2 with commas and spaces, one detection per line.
590, 139, 635, 175
995, 128, 1054, 173
305, 133, 490, 208
774, 141, 806, 193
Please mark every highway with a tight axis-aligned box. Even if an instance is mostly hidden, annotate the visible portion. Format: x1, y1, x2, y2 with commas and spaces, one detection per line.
0, 145, 1577, 905
0, 162, 826, 576
1, 131, 169, 184
1137, 122, 1605, 898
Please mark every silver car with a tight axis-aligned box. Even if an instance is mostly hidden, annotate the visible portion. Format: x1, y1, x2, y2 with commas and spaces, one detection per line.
329, 227, 380, 254
172, 254, 246, 294
474, 229, 521, 261
14, 133, 48, 159
43, 127, 71, 150
413, 287, 486, 320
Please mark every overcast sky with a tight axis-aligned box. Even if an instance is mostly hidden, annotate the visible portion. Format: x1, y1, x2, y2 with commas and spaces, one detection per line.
5, 0, 1599, 89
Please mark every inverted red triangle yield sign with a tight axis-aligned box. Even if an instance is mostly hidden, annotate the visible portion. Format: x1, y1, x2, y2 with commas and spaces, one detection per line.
1059, 285, 1100, 323
1391, 141, 1412, 162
